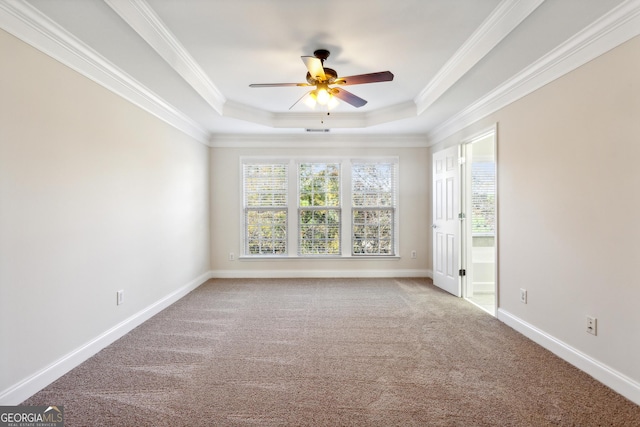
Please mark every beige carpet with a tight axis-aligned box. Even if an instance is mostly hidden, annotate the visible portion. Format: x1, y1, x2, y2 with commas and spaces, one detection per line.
24, 278, 640, 426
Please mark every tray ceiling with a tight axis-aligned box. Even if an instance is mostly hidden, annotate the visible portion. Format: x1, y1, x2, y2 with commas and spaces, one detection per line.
2, 0, 638, 144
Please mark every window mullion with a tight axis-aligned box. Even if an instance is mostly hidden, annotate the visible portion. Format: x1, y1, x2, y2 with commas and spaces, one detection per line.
343, 162, 353, 257
243, 157, 397, 258
288, 159, 298, 256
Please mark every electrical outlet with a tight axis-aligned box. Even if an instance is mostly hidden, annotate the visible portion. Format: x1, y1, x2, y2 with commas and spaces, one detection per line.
586, 316, 597, 336
520, 288, 527, 304
411, 250, 417, 259
116, 290, 124, 306
229, 252, 235, 261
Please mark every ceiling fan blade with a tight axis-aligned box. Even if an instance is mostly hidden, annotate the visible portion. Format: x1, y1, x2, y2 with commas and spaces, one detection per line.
249, 83, 310, 87
332, 87, 367, 108
334, 71, 394, 86
289, 91, 311, 110
301, 56, 326, 81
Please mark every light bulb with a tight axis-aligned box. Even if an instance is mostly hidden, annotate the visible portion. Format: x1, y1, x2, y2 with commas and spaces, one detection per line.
304, 93, 317, 109
316, 88, 330, 105
327, 96, 339, 110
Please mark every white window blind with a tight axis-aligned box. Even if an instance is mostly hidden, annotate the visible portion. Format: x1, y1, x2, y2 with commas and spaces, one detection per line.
241, 157, 398, 258
471, 161, 495, 236
351, 161, 397, 255
243, 163, 288, 255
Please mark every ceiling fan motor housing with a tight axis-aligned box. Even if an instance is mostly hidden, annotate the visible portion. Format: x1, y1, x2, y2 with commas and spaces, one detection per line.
306, 67, 338, 84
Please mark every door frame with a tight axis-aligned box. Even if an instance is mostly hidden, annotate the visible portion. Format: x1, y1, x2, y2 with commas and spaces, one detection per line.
460, 125, 499, 315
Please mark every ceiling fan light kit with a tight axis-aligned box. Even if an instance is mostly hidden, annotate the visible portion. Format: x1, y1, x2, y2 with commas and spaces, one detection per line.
249, 49, 394, 110
305, 89, 337, 109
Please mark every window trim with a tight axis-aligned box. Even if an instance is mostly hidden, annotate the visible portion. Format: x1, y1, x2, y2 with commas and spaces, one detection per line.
297, 161, 342, 256
241, 159, 290, 256
240, 156, 399, 259
351, 160, 398, 256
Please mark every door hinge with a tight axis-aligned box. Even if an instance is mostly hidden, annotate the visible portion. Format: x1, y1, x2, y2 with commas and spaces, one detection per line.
459, 269, 466, 277
458, 213, 465, 220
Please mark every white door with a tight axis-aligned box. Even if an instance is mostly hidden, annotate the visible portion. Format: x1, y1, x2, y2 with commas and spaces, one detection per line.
432, 145, 461, 296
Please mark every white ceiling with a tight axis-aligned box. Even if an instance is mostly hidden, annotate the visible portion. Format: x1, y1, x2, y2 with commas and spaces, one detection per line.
2, 0, 637, 144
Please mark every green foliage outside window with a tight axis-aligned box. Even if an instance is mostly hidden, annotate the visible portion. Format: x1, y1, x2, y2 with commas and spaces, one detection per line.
244, 159, 396, 257
298, 163, 341, 255
246, 209, 287, 255
353, 209, 393, 254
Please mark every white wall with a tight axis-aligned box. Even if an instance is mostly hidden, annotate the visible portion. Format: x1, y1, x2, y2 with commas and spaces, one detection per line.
433, 35, 640, 403
210, 145, 431, 277
0, 30, 211, 403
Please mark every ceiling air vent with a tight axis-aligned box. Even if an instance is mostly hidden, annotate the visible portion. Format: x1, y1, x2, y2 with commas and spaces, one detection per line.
305, 128, 330, 133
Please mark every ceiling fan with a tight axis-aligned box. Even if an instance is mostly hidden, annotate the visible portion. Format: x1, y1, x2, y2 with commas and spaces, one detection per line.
249, 49, 394, 110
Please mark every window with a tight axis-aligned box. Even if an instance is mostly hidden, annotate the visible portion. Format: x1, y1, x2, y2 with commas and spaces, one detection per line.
471, 161, 495, 236
298, 163, 341, 255
243, 163, 288, 255
352, 162, 396, 255
242, 157, 398, 258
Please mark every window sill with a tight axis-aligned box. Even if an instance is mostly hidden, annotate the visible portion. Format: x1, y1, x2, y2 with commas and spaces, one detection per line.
238, 255, 402, 261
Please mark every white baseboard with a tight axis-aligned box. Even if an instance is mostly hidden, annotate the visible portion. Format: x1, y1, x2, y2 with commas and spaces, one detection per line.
211, 269, 432, 279
0, 270, 213, 405
470, 282, 494, 293
2, 269, 432, 404
498, 308, 640, 406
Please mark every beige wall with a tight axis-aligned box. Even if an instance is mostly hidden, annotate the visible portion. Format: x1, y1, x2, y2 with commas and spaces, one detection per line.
434, 35, 640, 388
210, 145, 431, 277
0, 30, 211, 399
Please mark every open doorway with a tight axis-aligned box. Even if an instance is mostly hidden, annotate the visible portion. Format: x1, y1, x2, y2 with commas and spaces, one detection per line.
461, 129, 497, 315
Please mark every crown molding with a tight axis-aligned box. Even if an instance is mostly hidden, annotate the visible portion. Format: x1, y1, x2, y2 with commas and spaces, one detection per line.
0, 0, 209, 143
367, 101, 418, 126
223, 101, 274, 127
4, 0, 638, 144
272, 112, 367, 129
427, 0, 640, 145
104, 0, 419, 132
209, 133, 429, 148
105, 0, 226, 115
0, 0, 427, 135
414, 0, 545, 115
222, 101, 417, 130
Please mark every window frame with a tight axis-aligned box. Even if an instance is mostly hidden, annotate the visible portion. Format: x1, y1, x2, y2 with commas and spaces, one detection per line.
240, 156, 399, 259
351, 160, 398, 256
241, 160, 289, 256
297, 161, 342, 256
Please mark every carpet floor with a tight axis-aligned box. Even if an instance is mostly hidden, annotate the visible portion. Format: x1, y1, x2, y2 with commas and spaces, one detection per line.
24, 278, 640, 426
